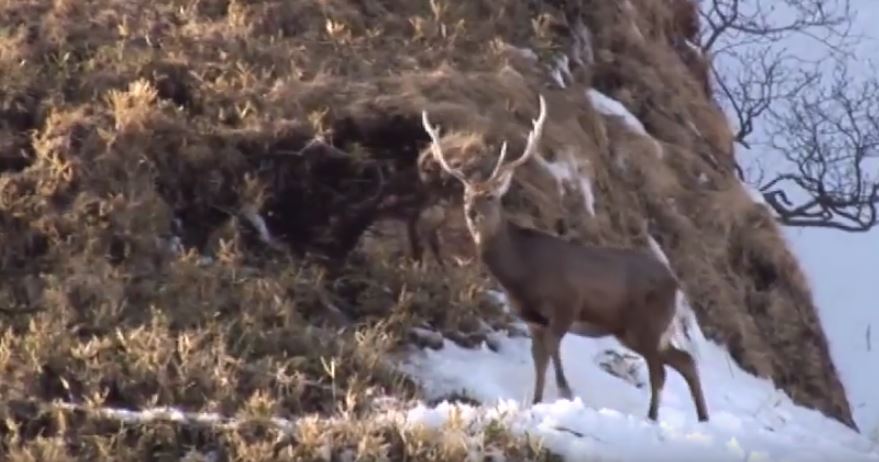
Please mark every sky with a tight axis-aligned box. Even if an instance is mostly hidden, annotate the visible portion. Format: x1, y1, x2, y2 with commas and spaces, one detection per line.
720, 0, 879, 435
34, 2, 877, 459
410, 0, 879, 450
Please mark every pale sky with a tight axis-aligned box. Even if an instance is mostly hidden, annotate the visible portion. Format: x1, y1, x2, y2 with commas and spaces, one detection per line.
720, 0, 879, 435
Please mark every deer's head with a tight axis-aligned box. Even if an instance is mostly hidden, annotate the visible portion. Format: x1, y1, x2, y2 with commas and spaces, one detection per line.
421, 95, 547, 246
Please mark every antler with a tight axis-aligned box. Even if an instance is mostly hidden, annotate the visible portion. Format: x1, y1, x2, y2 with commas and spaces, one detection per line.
421, 110, 469, 185
488, 94, 548, 182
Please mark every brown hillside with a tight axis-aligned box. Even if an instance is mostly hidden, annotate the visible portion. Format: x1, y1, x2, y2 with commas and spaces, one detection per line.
0, 0, 856, 458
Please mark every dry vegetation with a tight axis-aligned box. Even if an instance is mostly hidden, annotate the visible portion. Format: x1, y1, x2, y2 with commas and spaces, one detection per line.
0, 0, 857, 459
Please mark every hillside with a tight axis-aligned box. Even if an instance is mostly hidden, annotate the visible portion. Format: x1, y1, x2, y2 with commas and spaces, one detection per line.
0, 0, 867, 459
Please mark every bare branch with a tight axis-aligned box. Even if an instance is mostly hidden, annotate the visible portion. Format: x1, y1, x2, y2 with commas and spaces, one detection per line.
700, 0, 878, 231
760, 63, 879, 231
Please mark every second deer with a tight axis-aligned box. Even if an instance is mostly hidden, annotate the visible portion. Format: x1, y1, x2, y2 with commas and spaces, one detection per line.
421, 95, 709, 422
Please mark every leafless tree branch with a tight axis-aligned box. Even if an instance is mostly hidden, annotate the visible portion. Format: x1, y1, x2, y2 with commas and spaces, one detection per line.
762, 64, 879, 231
699, 0, 879, 231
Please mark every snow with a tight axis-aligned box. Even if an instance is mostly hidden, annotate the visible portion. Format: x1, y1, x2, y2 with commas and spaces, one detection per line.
240, 205, 284, 250
715, 0, 879, 437
430, 0, 875, 456
549, 54, 573, 89
587, 88, 665, 159
407, 1, 878, 452
646, 235, 705, 357
576, 174, 596, 217
399, 301, 879, 461
740, 180, 768, 207
397, 93, 878, 459
781, 226, 879, 439
54, 402, 295, 433
536, 150, 596, 216
586, 89, 647, 136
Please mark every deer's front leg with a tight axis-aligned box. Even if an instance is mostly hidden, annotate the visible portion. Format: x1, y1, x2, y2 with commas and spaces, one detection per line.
529, 324, 549, 404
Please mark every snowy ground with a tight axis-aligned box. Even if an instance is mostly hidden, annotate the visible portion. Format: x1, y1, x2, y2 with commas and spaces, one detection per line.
782, 226, 879, 439
720, 0, 879, 437
391, 82, 879, 460
399, 305, 879, 461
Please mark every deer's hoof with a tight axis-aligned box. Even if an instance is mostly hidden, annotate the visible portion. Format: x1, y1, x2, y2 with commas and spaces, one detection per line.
559, 387, 573, 400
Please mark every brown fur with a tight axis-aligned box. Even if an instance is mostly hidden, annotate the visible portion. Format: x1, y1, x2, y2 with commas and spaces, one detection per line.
0, 0, 857, 443
423, 95, 709, 422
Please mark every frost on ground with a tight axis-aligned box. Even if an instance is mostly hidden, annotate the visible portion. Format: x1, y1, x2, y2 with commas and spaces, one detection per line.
399, 317, 879, 462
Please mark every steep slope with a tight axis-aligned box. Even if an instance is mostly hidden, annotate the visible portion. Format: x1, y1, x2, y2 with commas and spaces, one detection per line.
400, 295, 878, 461
0, 0, 859, 458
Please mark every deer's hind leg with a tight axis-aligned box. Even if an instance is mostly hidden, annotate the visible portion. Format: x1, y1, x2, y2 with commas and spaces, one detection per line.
546, 324, 573, 400
661, 346, 709, 422
644, 353, 667, 421
618, 328, 667, 422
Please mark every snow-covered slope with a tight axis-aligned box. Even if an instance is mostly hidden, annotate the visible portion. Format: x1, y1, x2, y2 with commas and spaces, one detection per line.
394, 79, 879, 460
783, 227, 879, 439
400, 304, 879, 461
716, 0, 879, 437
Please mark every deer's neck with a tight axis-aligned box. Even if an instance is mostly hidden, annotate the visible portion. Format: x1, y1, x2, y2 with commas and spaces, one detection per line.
478, 220, 527, 288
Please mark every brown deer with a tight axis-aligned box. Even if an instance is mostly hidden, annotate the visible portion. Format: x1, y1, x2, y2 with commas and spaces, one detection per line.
374, 191, 447, 268
420, 95, 709, 422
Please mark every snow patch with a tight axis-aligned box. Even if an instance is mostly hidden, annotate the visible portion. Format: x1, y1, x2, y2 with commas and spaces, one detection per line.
685, 39, 702, 55
586, 89, 665, 160
536, 150, 596, 216
576, 174, 596, 217
647, 235, 706, 357
400, 318, 879, 461
569, 19, 595, 67
587, 89, 647, 136
740, 181, 769, 207
399, 236, 878, 460
240, 205, 285, 250
54, 402, 296, 433
549, 54, 573, 89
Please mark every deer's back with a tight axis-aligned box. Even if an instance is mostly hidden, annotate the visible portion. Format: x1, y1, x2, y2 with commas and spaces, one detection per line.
497, 226, 677, 327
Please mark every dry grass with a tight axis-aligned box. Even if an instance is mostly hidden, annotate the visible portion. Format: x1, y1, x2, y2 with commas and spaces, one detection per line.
0, 0, 858, 458
0, 399, 561, 461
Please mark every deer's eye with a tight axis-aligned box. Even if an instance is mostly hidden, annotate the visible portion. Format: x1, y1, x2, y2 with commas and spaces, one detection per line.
467, 208, 478, 221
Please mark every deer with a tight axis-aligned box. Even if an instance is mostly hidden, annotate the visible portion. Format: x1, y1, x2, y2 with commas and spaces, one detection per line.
420, 95, 710, 423
374, 190, 447, 268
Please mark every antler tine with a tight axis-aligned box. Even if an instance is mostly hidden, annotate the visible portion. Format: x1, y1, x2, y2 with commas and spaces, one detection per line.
509, 94, 547, 170
488, 94, 548, 182
488, 141, 508, 181
421, 110, 469, 185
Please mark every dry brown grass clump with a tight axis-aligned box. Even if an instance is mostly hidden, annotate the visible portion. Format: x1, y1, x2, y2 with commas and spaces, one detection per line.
0, 400, 561, 461
0, 0, 858, 456
0, 0, 570, 455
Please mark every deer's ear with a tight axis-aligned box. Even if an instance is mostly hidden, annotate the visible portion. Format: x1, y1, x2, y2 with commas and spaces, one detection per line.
492, 169, 514, 197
